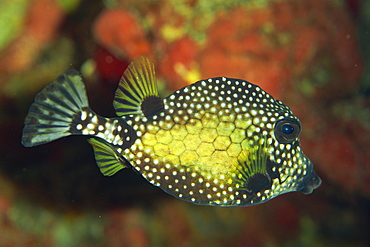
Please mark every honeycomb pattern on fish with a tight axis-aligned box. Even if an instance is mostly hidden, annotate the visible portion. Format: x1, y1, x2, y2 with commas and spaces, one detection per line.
117, 77, 315, 206
21, 57, 321, 207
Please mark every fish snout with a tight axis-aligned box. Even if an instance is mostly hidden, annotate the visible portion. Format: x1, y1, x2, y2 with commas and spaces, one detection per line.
297, 169, 322, 194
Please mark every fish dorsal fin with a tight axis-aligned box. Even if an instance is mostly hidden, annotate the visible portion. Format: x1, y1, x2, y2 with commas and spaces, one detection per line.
88, 137, 128, 176
114, 57, 164, 117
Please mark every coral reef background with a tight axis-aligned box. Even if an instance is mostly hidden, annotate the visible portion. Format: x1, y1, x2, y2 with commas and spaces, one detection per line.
0, 0, 369, 246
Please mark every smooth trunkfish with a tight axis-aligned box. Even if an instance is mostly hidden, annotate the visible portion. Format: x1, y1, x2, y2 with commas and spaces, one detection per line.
21, 57, 321, 206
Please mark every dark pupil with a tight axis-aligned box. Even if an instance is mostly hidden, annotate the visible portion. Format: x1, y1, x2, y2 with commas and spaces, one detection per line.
282, 124, 294, 135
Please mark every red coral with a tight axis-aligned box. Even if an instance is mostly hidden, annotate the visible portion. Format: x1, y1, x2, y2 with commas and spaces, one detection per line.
159, 36, 200, 90
105, 209, 149, 247
93, 9, 152, 61
316, 128, 359, 190
304, 120, 369, 194
199, 0, 363, 100
199, 7, 291, 98
94, 46, 130, 83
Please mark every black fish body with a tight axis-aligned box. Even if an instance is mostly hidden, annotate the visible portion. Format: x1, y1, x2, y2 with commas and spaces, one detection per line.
22, 57, 321, 206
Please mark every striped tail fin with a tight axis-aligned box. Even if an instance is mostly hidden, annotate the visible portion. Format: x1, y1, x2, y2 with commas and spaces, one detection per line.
21, 69, 90, 147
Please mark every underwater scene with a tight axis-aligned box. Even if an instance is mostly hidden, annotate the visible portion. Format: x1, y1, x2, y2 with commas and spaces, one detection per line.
0, 0, 369, 246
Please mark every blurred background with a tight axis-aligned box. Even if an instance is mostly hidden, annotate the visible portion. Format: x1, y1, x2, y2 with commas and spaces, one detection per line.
0, 0, 369, 246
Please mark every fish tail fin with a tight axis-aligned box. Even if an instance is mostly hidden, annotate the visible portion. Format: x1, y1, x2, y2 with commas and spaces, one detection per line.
21, 69, 91, 147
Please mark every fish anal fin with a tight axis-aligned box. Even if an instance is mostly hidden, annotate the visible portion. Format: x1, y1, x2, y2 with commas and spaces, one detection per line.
114, 56, 163, 117
88, 138, 128, 176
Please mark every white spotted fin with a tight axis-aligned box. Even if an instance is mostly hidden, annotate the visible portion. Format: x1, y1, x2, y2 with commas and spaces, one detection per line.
113, 56, 164, 117
22, 69, 89, 147
21, 69, 137, 176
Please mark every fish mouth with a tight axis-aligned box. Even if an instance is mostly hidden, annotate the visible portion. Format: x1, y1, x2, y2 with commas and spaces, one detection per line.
297, 169, 322, 195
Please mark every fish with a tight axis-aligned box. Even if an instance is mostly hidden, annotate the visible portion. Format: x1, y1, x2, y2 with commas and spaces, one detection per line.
21, 56, 321, 206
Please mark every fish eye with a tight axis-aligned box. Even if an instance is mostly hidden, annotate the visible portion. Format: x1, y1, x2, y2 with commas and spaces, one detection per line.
274, 118, 301, 144
282, 124, 294, 135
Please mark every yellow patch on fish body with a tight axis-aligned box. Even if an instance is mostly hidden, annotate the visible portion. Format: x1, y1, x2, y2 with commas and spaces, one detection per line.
21, 57, 321, 206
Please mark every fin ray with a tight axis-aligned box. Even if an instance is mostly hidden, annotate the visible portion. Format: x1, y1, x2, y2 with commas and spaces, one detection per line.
22, 69, 89, 147
113, 56, 164, 117
88, 138, 127, 176
29, 102, 75, 119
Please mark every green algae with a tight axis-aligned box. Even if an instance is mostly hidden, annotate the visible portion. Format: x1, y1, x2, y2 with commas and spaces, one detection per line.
165, 0, 283, 43
104, 0, 285, 44
56, 0, 81, 13
3, 37, 74, 97
0, 0, 30, 51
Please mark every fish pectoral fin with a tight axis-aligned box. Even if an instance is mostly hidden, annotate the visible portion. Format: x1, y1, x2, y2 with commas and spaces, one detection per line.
88, 138, 128, 176
113, 56, 164, 117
